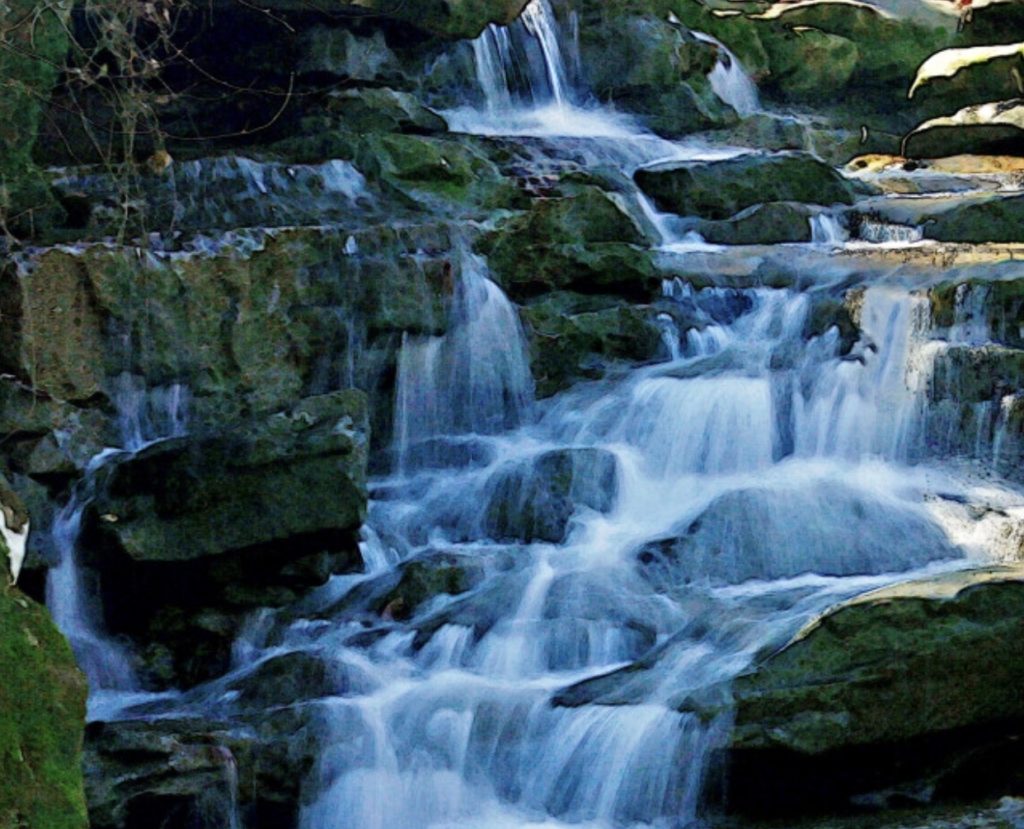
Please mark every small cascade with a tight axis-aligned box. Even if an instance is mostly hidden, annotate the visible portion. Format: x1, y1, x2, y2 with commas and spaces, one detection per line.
392, 253, 534, 471
856, 218, 925, 245
810, 212, 849, 245
693, 31, 761, 117
794, 288, 936, 462
47, 378, 191, 711
111, 372, 189, 452
469, 0, 574, 113
46, 450, 138, 695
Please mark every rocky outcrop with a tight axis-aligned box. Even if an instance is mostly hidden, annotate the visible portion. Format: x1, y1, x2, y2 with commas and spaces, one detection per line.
0, 225, 452, 441
720, 570, 1024, 815
565, 9, 734, 136
521, 293, 666, 397
634, 153, 857, 221
0, 536, 89, 829
924, 193, 1024, 242
82, 391, 368, 688
86, 709, 321, 829
483, 448, 618, 543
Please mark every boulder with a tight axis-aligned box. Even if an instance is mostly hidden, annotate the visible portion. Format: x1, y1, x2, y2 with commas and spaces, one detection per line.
88, 389, 368, 565
324, 88, 448, 135
83, 391, 368, 687
761, 28, 860, 104
721, 570, 1024, 814
484, 448, 618, 543
637, 481, 961, 587
375, 556, 483, 620
355, 133, 522, 213
904, 100, 1024, 160
634, 153, 856, 220
924, 193, 1024, 243
571, 13, 735, 136
482, 189, 658, 300
694, 201, 820, 244
0, 538, 89, 829
520, 293, 665, 397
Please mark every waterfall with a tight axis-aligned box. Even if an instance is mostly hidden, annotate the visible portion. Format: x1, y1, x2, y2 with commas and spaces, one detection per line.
857, 217, 924, 245
794, 288, 936, 462
46, 450, 138, 695
520, 0, 572, 107
392, 253, 534, 471
46, 379, 191, 712
693, 32, 761, 117
810, 213, 849, 245
288, 272, 984, 829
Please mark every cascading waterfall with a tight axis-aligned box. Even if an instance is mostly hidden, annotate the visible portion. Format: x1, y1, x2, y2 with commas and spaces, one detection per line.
63, 5, 1024, 827
810, 212, 849, 245
279, 268, 1009, 829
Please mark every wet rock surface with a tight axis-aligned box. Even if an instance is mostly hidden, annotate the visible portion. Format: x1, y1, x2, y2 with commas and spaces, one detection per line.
720, 573, 1024, 815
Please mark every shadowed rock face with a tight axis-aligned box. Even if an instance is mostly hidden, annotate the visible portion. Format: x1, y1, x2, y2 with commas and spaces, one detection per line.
718, 575, 1024, 815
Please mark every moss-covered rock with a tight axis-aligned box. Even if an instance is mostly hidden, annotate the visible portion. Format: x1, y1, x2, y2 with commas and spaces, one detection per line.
721, 571, 1024, 814
356, 133, 522, 213
521, 293, 666, 396
635, 153, 856, 220
694, 201, 818, 244
86, 708, 324, 829
80, 392, 368, 688
88, 390, 368, 565
570, 11, 735, 136
0, 539, 88, 829
760, 27, 860, 105
482, 189, 658, 300
925, 194, 1024, 243
376, 557, 480, 621
1, 225, 453, 430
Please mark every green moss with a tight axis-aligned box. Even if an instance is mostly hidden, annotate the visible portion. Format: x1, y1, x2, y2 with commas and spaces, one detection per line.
0, 548, 88, 829
635, 153, 856, 221
729, 579, 1024, 754
926, 196, 1024, 244
521, 293, 664, 396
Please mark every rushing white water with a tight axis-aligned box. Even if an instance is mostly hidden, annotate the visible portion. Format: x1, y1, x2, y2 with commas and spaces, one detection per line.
692, 32, 761, 117
67, 5, 1024, 826
272, 264, 1012, 829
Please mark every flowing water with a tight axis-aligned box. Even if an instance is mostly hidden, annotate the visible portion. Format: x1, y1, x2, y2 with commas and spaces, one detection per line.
54, 1, 1024, 827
